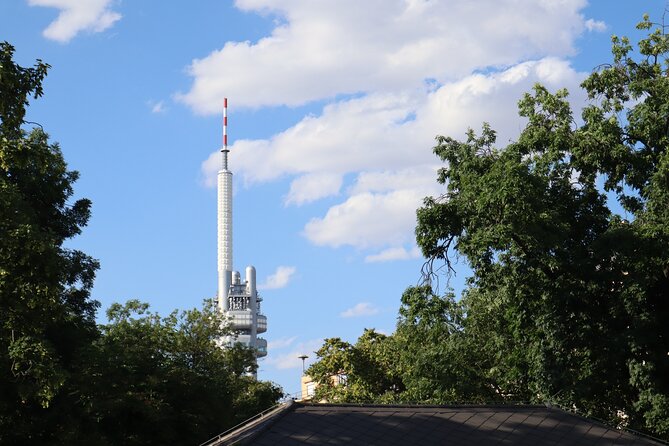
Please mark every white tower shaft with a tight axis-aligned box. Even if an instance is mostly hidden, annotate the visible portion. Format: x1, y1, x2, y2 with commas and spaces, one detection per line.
217, 168, 232, 311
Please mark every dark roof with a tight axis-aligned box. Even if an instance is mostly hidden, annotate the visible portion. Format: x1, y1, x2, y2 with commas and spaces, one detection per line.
206, 401, 666, 446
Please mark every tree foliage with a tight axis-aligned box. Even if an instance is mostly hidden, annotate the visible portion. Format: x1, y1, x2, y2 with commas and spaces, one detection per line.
308, 286, 495, 404
1, 40, 101, 441
87, 300, 282, 446
308, 17, 669, 440
308, 329, 402, 403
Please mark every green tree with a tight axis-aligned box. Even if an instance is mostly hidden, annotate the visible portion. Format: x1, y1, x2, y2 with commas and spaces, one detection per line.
308, 331, 400, 403
394, 285, 500, 403
416, 16, 669, 438
1, 41, 101, 443
307, 287, 506, 405
88, 300, 282, 446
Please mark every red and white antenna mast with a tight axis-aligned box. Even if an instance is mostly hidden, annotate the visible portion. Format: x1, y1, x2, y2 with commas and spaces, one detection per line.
222, 97, 229, 170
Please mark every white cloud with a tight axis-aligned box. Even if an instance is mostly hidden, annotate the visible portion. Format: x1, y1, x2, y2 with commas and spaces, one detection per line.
585, 19, 607, 32
264, 338, 323, 370
200, 151, 220, 188
202, 92, 426, 188
28, 0, 121, 43
299, 167, 442, 251
365, 246, 422, 263
285, 173, 343, 206
202, 59, 584, 189
149, 100, 167, 114
349, 169, 438, 195
304, 189, 427, 249
258, 265, 296, 290
179, 0, 590, 112
267, 336, 297, 350
192, 1, 598, 259
201, 59, 587, 255
340, 302, 380, 318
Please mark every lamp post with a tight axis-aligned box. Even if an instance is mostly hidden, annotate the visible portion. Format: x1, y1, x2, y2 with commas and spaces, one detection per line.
298, 354, 308, 374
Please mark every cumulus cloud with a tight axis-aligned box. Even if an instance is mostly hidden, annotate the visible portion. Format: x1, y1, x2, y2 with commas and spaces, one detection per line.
258, 265, 296, 290
340, 302, 381, 318
148, 100, 167, 114
285, 173, 343, 206
28, 0, 121, 43
201, 59, 585, 254
264, 338, 323, 370
267, 336, 297, 350
584, 19, 607, 32
179, 0, 590, 112
202, 92, 426, 187
304, 189, 427, 249
202, 59, 584, 189
193, 1, 596, 259
365, 246, 422, 263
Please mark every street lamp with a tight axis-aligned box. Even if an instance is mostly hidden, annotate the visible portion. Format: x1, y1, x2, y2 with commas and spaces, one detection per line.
298, 354, 309, 374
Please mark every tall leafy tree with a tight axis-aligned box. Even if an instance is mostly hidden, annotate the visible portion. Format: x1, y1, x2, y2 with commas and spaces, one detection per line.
307, 287, 511, 405
393, 286, 498, 403
416, 16, 669, 437
308, 330, 402, 403
0, 41, 100, 443
88, 300, 282, 446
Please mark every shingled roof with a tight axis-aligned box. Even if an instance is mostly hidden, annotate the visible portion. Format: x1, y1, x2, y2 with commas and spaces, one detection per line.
203, 401, 666, 446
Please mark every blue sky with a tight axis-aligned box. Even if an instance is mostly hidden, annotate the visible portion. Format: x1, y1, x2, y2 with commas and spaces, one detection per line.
1, 0, 660, 395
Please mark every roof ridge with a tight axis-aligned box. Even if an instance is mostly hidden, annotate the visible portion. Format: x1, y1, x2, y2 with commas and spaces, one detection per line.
295, 402, 544, 409
199, 400, 297, 446
543, 402, 669, 445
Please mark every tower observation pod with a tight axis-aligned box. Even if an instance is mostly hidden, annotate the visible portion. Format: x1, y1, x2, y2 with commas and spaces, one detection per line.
217, 98, 267, 362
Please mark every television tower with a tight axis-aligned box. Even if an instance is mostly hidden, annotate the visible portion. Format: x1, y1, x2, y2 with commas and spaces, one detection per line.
217, 98, 267, 362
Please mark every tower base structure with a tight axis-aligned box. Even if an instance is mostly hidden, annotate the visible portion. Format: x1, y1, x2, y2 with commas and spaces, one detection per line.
219, 266, 268, 359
